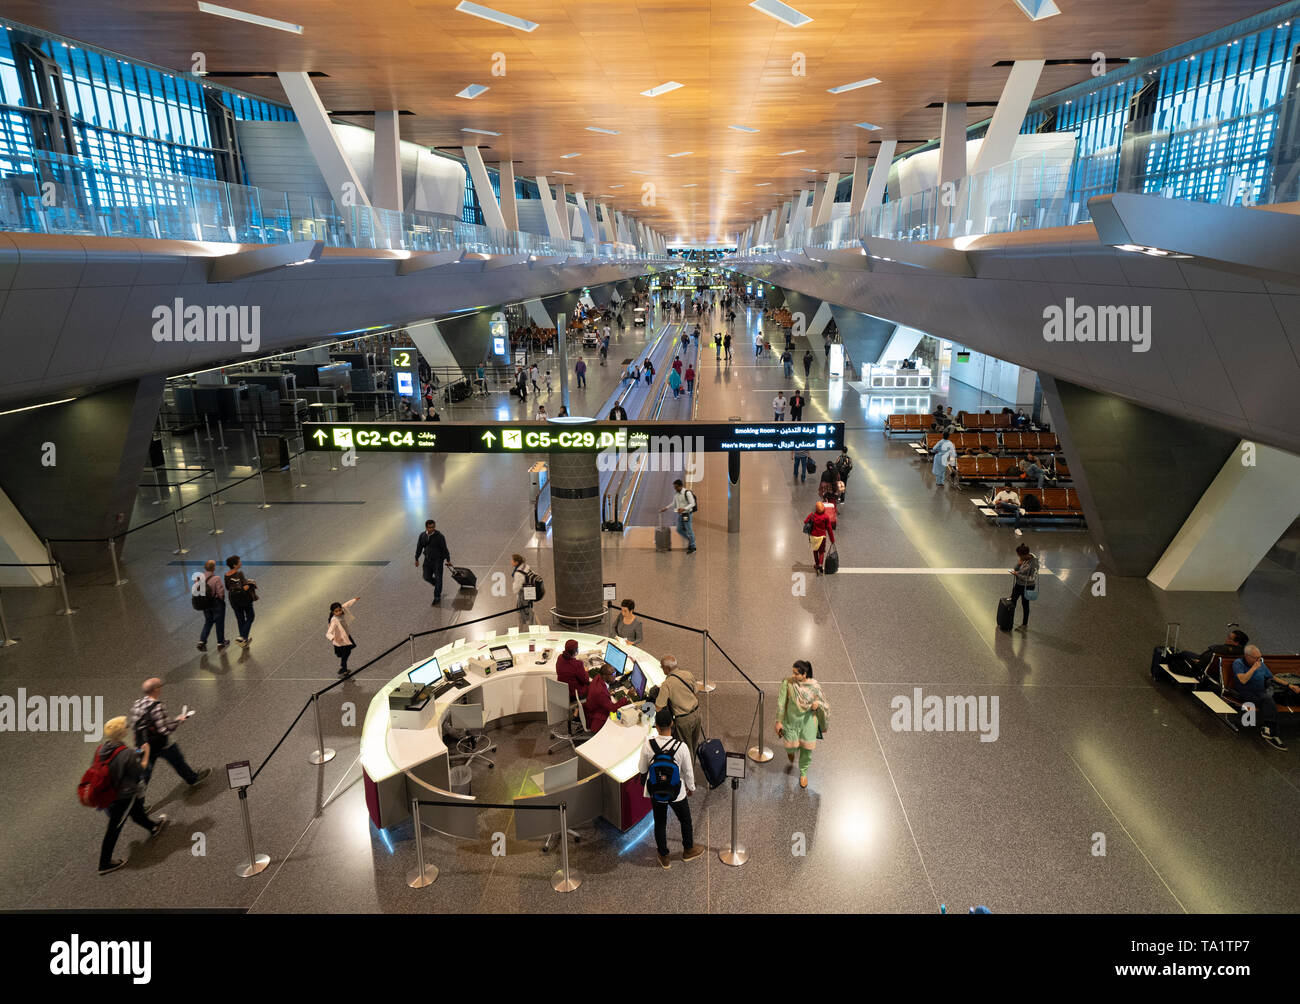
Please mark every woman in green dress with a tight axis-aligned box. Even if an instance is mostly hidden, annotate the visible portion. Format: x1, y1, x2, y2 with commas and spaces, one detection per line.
775, 660, 828, 789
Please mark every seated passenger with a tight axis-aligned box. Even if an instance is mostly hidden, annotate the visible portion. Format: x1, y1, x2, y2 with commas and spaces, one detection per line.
1024, 453, 1050, 489
976, 448, 996, 459
584, 663, 630, 733
990, 482, 1024, 535
555, 639, 591, 703
1161, 627, 1247, 683
1233, 645, 1298, 751
1004, 459, 1024, 479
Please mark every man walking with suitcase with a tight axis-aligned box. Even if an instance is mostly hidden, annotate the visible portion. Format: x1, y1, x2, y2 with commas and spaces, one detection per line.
659, 479, 697, 554
414, 519, 453, 606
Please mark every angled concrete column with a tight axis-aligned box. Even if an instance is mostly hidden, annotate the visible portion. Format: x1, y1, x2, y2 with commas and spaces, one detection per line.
498, 159, 518, 231
1039, 375, 1240, 577
858, 140, 897, 217
463, 145, 507, 233
876, 324, 925, 364
1148, 442, 1300, 591
848, 157, 871, 216
554, 184, 571, 240
534, 176, 565, 241
790, 190, 811, 234
276, 72, 374, 214
373, 111, 403, 212
816, 173, 840, 226
939, 103, 968, 185
596, 202, 612, 241
971, 60, 1046, 174
766, 207, 781, 242
809, 181, 828, 228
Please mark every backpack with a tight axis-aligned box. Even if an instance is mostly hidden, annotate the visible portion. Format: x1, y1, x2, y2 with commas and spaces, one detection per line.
78, 745, 126, 809
646, 738, 683, 804
1022, 493, 1043, 512
836, 455, 853, 478
190, 572, 213, 611
684, 490, 698, 515
521, 567, 546, 601
133, 700, 169, 751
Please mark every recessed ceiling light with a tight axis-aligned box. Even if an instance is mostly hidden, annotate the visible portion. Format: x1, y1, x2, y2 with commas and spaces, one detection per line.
748, 0, 813, 27
778, 149, 805, 156
456, 84, 490, 100
682, 184, 697, 188
756, 182, 772, 186
560, 152, 581, 159
729, 124, 759, 133
828, 77, 880, 94
629, 170, 649, 175
668, 151, 693, 158
461, 127, 501, 136
609, 184, 625, 189
855, 122, 882, 131
196, 2, 303, 33
721, 169, 740, 173
642, 81, 684, 97
453, 1, 539, 32
586, 126, 620, 135
552, 170, 575, 176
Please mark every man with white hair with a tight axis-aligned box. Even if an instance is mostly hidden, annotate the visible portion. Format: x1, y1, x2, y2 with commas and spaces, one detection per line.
1233, 644, 1299, 751
653, 655, 703, 761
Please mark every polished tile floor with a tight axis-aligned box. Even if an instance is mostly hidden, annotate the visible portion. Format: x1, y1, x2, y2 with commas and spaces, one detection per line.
3, 299, 1298, 914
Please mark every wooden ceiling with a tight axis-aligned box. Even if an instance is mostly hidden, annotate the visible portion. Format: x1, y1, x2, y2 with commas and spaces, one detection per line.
6, 0, 1271, 242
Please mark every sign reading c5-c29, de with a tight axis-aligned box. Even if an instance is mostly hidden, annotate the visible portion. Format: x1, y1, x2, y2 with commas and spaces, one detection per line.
302, 421, 845, 454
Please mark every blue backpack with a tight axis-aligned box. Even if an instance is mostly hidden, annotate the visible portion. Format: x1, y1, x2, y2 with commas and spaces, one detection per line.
646, 738, 682, 803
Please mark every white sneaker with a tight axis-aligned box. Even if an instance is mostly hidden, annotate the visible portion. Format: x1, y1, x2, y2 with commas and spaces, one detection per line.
1014, 528, 1023, 536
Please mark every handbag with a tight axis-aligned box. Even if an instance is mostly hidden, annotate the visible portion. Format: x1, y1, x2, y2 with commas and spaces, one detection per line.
1024, 577, 1039, 602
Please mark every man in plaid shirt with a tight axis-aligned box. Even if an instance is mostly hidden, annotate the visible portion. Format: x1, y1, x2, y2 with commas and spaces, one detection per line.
130, 678, 211, 791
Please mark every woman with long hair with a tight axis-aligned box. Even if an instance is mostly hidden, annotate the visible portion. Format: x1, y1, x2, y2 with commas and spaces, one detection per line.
776, 660, 828, 789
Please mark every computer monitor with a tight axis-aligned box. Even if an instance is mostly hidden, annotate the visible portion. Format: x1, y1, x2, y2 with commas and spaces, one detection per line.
629, 663, 647, 701
408, 656, 442, 688
603, 642, 628, 676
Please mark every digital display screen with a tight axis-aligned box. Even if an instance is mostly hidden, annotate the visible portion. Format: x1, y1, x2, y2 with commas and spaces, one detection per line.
396, 371, 414, 396
603, 643, 628, 676
389, 348, 416, 369
302, 421, 845, 455
408, 656, 442, 687
629, 663, 647, 700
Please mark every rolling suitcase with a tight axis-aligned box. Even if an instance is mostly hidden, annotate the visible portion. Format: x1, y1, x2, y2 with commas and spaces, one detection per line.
696, 735, 726, 789
450, 566, 477, 590
823, 545, 839, 575
655, 516, 672, 552
996, 595, 1014, 632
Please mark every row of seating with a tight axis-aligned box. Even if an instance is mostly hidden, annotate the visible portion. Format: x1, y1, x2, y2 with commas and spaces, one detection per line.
958, 411, 1018, 429
1208, 654, 1300, 718
954, 455, 1072, 483
974, 487, 1084, 523
885, 413, 932, 435
921, 430, 1060, 453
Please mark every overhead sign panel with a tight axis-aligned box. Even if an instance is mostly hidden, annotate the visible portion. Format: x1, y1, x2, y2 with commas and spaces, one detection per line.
303, 421, 844, 454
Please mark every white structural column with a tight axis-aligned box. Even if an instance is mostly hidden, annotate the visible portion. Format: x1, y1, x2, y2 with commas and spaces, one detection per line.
533, 176, 565, 241
498, 160, 518, 232
1148, 442, 1300, 591
463, 145, 507, 233
276, 71, 375, 215
554, 184, 571, 240
814, 172, 840, 226
859, 140, 897, 217
766, 207, 781, 243
809, 181, 828, 228
572, 190, 595, 242
793, 189, 813, 234
372, 111, 403, 212
848, 157, 871, 217
596, 202, 613, 242
938, 103, 967, 185
876, 324, 926, 364
405, 320, 459, 370
970, 60, 1046, 175
582, 195, 600, 243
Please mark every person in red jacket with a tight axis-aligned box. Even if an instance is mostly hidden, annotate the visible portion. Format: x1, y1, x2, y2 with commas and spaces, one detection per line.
684, 364, 695, 395
584, 663, 630, 733
555, 639, 591, 703
805, 500, 836, 575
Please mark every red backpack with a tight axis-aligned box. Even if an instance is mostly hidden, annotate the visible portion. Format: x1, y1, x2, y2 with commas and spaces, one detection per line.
78, 745, 126, 809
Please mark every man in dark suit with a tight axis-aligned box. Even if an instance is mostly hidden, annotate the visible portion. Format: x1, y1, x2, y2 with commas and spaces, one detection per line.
414, 519, 453, 605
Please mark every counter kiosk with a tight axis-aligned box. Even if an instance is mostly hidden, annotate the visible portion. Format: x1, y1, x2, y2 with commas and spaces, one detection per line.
359, 627, 665, 833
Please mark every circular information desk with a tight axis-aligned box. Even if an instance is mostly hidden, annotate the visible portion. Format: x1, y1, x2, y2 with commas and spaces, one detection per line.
360, 627, 664, 834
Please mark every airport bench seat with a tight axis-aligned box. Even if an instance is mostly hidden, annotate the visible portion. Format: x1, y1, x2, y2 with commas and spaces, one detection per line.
886, 413, 929, 436
1207, 654, 1300, 717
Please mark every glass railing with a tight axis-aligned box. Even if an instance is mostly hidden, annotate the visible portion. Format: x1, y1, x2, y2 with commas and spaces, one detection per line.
0, 149, 663, 261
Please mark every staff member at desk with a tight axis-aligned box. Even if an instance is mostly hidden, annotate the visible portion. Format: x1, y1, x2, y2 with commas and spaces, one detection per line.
584, 663, 630, 733
555, 639, 591, 703
613, 599, 643, 647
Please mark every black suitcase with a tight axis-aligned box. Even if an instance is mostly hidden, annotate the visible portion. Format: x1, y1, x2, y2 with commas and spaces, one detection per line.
450, 566, 477, 590
997, 596, 1014, 632
696, 736, 726, 789
823, 546, 839, 575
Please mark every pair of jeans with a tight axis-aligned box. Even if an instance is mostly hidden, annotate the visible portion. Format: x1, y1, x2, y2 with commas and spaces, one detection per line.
144, 741, 200, 787
793, 455, 809, 482
422, 562, 445, 599
576, 372, 586, 388
335, 643, 356, 672
686, 380, 693, 394
651, 797, 694, 857
676, 513, 696, 549
517, 595, 535, 629
100, 796, 156, 869
784, 362, 793, 377
1240, 690, 1278, 728
232, 602, 254, 640
995, 503, 1022, 529
1010, 582, 1030, 624
200, 602, 226, 645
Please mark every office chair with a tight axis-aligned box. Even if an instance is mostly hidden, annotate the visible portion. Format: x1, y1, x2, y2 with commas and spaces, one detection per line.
449, 703, 496, 770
